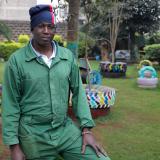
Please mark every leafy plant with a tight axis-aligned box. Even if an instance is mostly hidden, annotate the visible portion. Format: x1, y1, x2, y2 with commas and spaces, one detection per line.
18, 34, 30, 44
0, 42, 24, 60
0, 22, 12, 41
144, 44, 160, 63
53, 34, 64, 46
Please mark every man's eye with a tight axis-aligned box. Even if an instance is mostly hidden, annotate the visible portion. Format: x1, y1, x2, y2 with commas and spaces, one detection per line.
48, 25, 55, 29
38, 24, 43, 28
48, 25, 52, 29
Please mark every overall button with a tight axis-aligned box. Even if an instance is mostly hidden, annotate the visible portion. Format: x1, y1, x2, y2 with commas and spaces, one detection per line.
51, 121, 60, 129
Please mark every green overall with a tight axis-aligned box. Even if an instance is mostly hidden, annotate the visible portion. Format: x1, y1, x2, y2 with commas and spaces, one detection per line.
2, 42, 111, 160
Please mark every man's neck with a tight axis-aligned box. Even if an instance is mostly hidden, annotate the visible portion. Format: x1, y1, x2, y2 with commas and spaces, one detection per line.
32, 39, 53, 58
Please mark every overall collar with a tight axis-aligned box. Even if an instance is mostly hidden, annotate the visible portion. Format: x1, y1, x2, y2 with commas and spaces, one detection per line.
25, 41, 69, 62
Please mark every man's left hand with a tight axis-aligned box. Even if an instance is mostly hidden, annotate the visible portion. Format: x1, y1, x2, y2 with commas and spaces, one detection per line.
81, 129, 107, 157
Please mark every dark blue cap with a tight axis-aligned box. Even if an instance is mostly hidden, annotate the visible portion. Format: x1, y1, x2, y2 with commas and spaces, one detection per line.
29, 4, 54, 30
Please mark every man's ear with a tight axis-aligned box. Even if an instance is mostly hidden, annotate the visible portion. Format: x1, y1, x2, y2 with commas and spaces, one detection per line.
31, 27, 34, 32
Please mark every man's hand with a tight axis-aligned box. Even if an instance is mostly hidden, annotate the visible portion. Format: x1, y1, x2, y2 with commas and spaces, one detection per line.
10, 144, 25, 160
81, 128, 107, 157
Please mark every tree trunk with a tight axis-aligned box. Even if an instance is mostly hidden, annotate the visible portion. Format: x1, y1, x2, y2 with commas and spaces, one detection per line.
129, 30, 136, 62
67, 0, 80, 59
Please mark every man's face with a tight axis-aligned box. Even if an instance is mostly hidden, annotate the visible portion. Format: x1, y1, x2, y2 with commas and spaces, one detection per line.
32, 22, 56, 46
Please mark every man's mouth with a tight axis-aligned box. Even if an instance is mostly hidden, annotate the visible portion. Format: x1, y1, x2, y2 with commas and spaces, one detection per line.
41, 37, 51, 42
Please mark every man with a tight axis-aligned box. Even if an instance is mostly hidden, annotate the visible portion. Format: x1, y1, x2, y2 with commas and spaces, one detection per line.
2, 4, 111, 160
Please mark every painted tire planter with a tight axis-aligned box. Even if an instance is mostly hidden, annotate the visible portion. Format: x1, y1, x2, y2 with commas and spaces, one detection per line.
137, 64, 158, 88
100, 61, 127, 78
137, 78, 158, 88
68, 84, 116, 119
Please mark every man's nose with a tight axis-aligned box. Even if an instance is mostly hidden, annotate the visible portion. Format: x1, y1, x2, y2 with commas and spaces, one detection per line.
43, 26, 49, 33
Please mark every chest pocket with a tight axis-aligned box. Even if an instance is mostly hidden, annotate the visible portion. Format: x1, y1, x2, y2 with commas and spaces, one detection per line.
21, 77, 47, 104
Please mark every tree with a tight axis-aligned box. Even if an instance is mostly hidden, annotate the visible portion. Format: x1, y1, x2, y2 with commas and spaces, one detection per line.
51, 0, 80, 58
0, 0, 12, 41
0, 22, 12, 41
122, 0, 160, 61
80, 0, 97, 89
85, 0, 160, 61
66, 0, 80, 58
107, 0, 124, 62
81, 0, 124, 62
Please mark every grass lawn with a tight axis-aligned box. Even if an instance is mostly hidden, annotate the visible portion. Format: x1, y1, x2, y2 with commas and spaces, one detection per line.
0, 61, 160, 160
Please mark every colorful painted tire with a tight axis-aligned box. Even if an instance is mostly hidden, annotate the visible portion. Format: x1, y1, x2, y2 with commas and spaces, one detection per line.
85, 85, 116, 109
99, 61, 127, 78
137, 78, 158, 88
138, 66, 157, 78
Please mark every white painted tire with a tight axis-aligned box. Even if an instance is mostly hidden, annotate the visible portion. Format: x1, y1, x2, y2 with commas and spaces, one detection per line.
137, 78, 158, 88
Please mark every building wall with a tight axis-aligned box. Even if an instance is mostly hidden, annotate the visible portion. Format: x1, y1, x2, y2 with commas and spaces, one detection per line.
0, 0, 36, 21
0, 20, 67, 41
0, 20, 31, 41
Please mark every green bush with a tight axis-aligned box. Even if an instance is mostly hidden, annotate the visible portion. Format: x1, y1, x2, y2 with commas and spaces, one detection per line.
18, 34, 30, 44
78, 40, 86, 57
144, 44, 160, 63
53, 34, 64, 46
0, 42, 24, 60
145, 32, 160, 45
78, 32, 95, 57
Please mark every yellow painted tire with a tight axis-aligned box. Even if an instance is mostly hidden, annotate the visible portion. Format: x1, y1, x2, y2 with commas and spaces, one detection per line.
138, 60, 152, 69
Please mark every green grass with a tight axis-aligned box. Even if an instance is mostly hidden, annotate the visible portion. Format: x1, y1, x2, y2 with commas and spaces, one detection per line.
0, 61, 160, 160
90, 61, 160, 160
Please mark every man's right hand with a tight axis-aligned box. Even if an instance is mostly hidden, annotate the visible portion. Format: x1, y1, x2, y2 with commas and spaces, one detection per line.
10, 144, 25, 160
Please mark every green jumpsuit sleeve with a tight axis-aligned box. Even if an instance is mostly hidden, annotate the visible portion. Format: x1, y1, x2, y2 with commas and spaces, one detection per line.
2, 57, 21, 145
69, 57, 95, 129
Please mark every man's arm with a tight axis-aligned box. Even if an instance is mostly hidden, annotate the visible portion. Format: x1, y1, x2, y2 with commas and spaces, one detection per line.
2, 59, 21, 145
2, 57, 25, 159
69, 55, 107, 157
69, 57, 95, 129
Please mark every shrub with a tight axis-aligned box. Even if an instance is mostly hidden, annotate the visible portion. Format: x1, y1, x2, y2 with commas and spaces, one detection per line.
63, 41, 67, 48
144, 44, 160, 63
18, 34, 30, 44
145, 32, 160, 45
78, 32, 95, 57
53, 34, 64, 46
78, 40, 86, 57
0, 42, 24, 60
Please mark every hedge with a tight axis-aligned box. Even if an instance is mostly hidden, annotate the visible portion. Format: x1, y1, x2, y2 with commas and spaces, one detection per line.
0, 42, 24, 61
18, 34, 30, 44
144, 44, 160, 63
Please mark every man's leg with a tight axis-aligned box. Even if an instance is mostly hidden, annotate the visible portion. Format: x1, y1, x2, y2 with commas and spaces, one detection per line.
59, 119, 111, 160
61, 134, 111, 160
